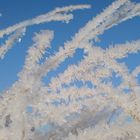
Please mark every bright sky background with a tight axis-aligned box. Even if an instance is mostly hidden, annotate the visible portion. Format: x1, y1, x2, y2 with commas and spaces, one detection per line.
0, 0, 140, 92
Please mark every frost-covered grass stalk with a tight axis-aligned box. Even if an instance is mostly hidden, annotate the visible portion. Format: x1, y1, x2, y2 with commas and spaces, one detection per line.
0, 0, 140, 140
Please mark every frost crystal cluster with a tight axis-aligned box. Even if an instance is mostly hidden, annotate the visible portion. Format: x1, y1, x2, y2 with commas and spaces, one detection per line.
0, 0, 140, 140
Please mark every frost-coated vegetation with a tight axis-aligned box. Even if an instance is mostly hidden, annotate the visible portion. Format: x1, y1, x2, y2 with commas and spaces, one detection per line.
0, 0, 140, 140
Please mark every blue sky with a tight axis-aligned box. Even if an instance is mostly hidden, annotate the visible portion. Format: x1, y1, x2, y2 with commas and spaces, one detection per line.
0, 0, 140, 92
